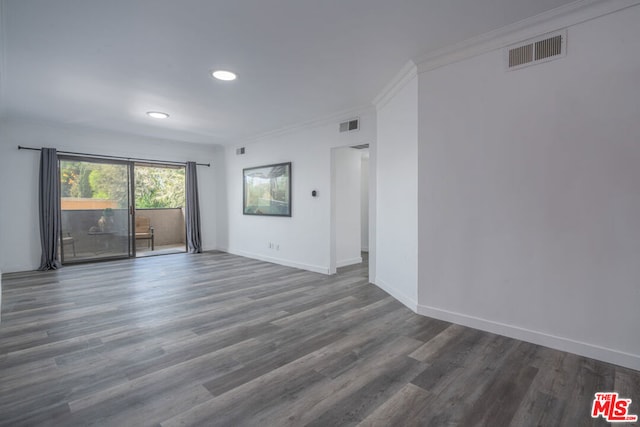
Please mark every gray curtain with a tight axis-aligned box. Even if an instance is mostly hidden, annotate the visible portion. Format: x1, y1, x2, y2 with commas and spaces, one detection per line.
185, 161, 202, 253
38, 147, 62, 270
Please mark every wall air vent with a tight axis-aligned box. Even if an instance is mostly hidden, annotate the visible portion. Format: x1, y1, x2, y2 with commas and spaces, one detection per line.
339, 118, 359, 133
535, 35, 563, 60
508, 43, 533, 68
505, 30, 566, 71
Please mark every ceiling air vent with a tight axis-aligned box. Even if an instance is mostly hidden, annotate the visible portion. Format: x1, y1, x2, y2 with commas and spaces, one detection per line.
339, 118, 359, 133
505, 30, 566, 71
350, 144, 369, 150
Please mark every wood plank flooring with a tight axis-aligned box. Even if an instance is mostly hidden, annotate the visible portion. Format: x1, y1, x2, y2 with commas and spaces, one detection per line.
0, 251, 638, 426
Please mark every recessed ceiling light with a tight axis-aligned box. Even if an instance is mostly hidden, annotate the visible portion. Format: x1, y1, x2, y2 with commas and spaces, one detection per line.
146, 111, 169, 119
211, 70, 237, 81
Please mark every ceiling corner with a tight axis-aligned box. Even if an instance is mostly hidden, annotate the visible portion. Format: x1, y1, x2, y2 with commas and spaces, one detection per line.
414, 0, 640, 74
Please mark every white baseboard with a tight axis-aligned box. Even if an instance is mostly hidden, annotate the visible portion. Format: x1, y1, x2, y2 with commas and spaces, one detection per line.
2, 262, 39, 274
417, 304, 640, 371
224, 249, 330, 275
336, 257, 363, 268
374, 278, 418, 312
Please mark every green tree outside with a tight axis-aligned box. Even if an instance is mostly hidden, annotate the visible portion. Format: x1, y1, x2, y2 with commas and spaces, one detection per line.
60, 160, 185, 208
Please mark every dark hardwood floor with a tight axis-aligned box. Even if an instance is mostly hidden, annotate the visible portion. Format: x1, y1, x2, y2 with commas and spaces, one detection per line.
0, 252, 638, 426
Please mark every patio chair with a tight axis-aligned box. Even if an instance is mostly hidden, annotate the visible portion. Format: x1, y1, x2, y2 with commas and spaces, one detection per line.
62, 232, 76, 257
135, 216, 154, 250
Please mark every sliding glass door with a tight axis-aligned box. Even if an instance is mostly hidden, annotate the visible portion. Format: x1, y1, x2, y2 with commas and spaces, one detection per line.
59, 157, 133, 263
59, 158, 188, 264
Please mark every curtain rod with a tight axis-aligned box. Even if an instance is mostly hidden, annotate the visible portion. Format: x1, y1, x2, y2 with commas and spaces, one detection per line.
17, 145, 211, 167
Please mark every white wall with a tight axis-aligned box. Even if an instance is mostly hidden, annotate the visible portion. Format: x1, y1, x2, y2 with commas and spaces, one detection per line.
219, 108, 375, 274
375, 73, 419, 309
417, 6, 640, 370
0, 118, 221, 273
361, 154, 369, 251
333, 147, 362, 268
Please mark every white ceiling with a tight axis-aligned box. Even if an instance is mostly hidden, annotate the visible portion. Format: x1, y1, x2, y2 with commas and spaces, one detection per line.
0, 0, 577, 145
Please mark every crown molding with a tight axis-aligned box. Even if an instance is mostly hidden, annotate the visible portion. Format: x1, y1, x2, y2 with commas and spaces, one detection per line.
1, 115, 224, 149
415, 0, 640, 74
236, 103, 375, 146
372, 60, 417, 110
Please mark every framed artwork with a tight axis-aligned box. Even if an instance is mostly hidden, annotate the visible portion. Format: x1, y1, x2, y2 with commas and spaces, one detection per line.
243, 162, 292, 217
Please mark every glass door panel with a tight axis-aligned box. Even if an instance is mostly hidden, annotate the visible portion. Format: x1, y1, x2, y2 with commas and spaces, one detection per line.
59, 158, 132, 263
133, 163, 187, 257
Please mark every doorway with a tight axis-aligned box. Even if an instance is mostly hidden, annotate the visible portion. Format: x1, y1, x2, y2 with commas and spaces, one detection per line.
59, 158, 187, 264
329, 145, 370, 274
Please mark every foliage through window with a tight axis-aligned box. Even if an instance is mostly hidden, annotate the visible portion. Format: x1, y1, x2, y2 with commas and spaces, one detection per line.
60, 161, 185, 209
135, 165, 185, 208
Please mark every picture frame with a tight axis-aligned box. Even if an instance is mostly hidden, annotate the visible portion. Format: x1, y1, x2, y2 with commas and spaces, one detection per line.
243, 162, 292, 217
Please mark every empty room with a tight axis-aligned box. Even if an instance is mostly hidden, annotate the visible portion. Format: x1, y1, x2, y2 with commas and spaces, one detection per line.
0, 0, 639, 426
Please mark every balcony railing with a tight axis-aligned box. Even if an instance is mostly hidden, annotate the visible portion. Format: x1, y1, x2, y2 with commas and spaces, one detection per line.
60, 208, 185, 260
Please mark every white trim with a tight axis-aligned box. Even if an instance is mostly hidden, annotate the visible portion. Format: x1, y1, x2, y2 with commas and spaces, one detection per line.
372, 61, 417, 110
2, 115, 221, 151
336, 257, 363, 268
223, 248, 330, 275
237, 104, 375, 146
367, 136, 377, 284
329, 147, 338, 275
374, 278, 418, 312
417, 304, 640, 371
415, 0, 640, 74
0, 263, 39, 274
